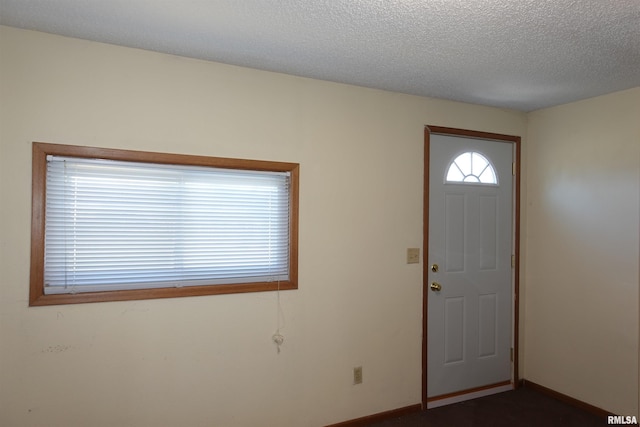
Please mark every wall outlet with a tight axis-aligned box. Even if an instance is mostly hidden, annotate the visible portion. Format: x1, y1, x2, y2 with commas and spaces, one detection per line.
353, 366, 363, 385
407, 248, 420, 264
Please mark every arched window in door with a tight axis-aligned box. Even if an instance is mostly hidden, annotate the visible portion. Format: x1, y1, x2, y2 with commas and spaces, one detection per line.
446, 151, 498, 184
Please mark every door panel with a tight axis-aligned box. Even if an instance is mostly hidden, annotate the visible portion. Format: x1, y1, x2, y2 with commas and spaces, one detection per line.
444, 296, 464, 364
478, 293, 497, 357
445, 194, 465, 271
479, 195, 498, 269
427, 133, 513, 401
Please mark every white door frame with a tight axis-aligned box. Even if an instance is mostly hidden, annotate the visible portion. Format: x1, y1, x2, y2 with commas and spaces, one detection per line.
422, 125, 521, 407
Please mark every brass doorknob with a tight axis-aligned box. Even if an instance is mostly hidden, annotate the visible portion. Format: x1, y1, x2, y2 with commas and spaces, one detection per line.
430, 282, 442, 292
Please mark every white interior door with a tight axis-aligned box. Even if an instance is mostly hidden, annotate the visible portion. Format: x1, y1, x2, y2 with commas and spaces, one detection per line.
427, 133, 514, 406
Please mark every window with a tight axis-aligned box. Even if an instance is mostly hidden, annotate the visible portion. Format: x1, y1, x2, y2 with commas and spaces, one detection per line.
30, 143, 299, 306
446, 151, 497, 184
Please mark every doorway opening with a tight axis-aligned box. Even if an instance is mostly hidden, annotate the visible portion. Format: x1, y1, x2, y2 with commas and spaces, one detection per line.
423, 126, 521, 408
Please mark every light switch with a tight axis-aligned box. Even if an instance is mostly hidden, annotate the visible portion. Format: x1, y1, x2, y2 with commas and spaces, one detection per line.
407, 248, 420, 264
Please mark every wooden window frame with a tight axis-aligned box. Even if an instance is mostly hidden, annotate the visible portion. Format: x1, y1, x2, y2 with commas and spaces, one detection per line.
29, 142, 299, 306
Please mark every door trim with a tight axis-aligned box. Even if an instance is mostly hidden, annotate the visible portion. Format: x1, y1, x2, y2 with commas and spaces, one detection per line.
422, 125, 521, 407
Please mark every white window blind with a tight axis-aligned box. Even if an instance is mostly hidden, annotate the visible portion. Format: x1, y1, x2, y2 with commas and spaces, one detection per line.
44, 156, 291, 295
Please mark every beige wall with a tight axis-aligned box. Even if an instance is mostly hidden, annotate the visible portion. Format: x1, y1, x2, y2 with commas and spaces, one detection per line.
0, 26, 528, 427
525, 88, 640, 416
2, 25, 638, 426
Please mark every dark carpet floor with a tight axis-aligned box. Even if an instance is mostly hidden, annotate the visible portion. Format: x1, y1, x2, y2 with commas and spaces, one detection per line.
367, 387, 606, 427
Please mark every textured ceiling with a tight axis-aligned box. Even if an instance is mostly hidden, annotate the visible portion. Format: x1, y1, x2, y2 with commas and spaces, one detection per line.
1, 0, 639, 111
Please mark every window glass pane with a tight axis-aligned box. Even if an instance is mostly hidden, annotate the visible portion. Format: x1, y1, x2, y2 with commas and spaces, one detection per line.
455, 152, 472, 176
471, 152, 489, 176
479, 166, 497, 184
446, 151, 497, 185
446, 165, 465, 182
